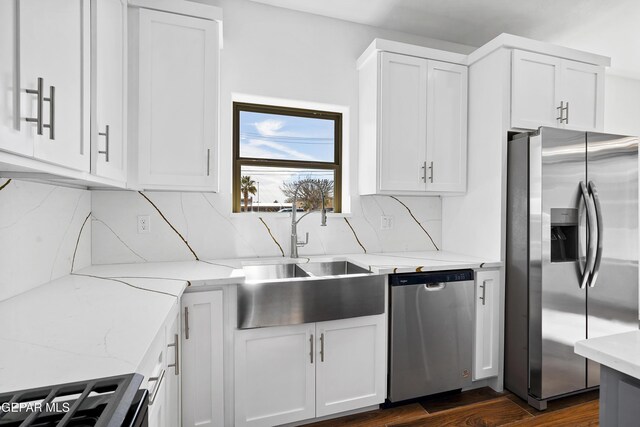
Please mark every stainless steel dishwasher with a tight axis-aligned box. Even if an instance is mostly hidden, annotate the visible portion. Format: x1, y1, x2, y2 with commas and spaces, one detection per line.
388, 269, 475, 402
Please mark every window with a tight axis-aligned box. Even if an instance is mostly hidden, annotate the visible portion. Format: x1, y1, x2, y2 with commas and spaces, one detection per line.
233, 102, 342, 213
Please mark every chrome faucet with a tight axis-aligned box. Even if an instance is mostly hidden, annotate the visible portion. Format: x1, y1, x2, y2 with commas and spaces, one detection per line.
290, 181, 327, 258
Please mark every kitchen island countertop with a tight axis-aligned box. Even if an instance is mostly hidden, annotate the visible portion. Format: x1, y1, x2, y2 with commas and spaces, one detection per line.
575, 330, 640, 380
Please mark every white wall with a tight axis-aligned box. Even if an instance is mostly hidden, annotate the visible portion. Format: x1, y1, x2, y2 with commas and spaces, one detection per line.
91, 0, 467, 263
0, 180, 91, 301
604, 73, 640, 136
202, 0, 473, 207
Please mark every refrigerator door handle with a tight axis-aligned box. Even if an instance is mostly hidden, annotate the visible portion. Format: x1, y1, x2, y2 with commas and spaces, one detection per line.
588, 181, 603, 287
580, 181, 597, 289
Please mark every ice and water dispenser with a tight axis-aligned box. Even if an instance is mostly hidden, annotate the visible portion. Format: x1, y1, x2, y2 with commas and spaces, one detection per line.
550, 208, 579, 262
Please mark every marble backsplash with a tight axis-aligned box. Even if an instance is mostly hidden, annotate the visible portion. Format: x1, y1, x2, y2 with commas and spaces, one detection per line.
0, 179, 91, 301
91, 191, 442, 264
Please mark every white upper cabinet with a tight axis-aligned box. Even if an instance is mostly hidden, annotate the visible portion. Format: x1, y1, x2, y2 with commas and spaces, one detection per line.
426, 61, 468, 192
379, 52, 428, 193
359, 47, 468, 196
511, 49, 604, 131
0, 1, 26, 156
561, 60, 604, 131
129, 7, 220, 191
92, 0, 127, 183
19, 0, 90, 171
511, 50, 562, 130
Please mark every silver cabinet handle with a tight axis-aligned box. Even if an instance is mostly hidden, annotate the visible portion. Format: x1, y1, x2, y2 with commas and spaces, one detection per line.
167, 333, 180, 375
25, 77, 44, 135
184, 307, 190, 340
479, 280, 488, 305
320, 333, 325, 362
98, 125, 110, 162
148, 369, 165, 405
421, 161, 427, 182
309, 333, 314, 364
580, 181, 597, 289
588, 181, 603, 287
428, 161, 434, 183
556, 101, 565, 122
557, 101, 569, 124
207, 149, 211, 176
43, 85, 55, 140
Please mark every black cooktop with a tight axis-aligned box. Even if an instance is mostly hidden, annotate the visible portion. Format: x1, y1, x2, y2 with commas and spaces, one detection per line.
0, 373, 147, 427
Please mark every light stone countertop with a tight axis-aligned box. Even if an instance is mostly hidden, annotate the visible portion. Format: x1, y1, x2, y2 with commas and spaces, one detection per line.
575, 330, 640, 380
0, 274, 186, 393
0, 250, 499, 393
79, 250, 501, 286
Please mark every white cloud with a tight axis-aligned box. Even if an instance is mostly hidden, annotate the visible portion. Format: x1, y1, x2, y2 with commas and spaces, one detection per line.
254, 119, 285, 136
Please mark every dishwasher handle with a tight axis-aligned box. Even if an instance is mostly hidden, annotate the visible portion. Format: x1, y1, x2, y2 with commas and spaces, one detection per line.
423, 282, 446, 291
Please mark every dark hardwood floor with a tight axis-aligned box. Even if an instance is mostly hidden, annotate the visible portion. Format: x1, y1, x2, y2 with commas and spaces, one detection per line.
307, 388, 599, 427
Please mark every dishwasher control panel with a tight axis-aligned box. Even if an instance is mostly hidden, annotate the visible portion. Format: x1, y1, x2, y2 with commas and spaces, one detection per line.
389, 269, 474, 286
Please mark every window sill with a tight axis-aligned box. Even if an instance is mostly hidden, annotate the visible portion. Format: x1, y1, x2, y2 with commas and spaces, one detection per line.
229, 212, 352, 219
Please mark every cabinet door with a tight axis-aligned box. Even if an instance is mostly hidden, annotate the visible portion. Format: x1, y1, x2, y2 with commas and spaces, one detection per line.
379, 52, 427, 192
19, 0, 90, 171
235, 323, 316, 427
425, 61, 468, 192
92, 0, 127, 181
165, 312, 181, 427
560, 60, 604, 132
0, 1, 29, 156
473, 269, 501, 380
511, 50, 562, 130
315, 315, 386, 417
136, 9, 218, 188
181, 291, 224, 427
146, 332, 167, 427
148, 373, 167, 427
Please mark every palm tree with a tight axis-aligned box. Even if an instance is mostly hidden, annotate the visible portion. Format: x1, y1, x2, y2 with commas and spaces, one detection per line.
240, 176, 257, 212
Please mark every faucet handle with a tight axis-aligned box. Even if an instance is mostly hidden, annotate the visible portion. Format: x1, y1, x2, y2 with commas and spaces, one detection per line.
297, 232, 309, 247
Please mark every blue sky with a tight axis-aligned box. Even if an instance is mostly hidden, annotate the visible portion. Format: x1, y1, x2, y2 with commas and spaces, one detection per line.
239, 111, 335, 207
239, 111, 334, 162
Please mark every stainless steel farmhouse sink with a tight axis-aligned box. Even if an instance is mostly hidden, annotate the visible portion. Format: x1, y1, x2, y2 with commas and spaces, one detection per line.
237, 261, 385, 329
242, 263, 310, 281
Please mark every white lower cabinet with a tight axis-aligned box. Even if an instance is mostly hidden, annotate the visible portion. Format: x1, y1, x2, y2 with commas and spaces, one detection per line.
234, 315, 386, 427
473, 269, 501, 380
165, 312, 181, 427
235, 323, 316, 427
139, 306, 181, 427
148, 372, 167, 427
315, 316, 386, 417
181, 290, 225, 427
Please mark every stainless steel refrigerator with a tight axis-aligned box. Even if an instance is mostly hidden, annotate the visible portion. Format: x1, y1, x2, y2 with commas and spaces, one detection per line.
506, 127, 639, 410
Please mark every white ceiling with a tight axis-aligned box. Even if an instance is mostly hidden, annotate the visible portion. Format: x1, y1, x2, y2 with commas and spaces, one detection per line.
248, 0, 640, 76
